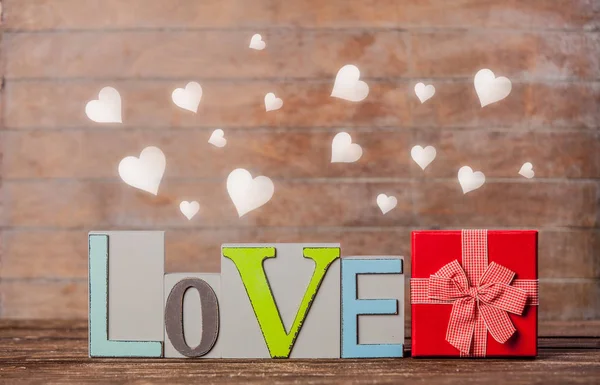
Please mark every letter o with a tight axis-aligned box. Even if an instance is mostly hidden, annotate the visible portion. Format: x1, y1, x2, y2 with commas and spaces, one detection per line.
165, 278, 219, 357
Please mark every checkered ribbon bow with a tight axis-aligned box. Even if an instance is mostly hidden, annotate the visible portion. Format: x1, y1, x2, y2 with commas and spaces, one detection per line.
428, 259, 528, 355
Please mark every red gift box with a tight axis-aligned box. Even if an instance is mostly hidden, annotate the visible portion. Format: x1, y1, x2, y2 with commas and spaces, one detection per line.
411, 230, 538, 357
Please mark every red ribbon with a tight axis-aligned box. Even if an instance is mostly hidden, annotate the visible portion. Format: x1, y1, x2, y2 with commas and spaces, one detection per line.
411, 229, 538, 357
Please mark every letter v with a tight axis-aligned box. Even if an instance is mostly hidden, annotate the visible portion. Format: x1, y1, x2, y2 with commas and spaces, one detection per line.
222, 246, 340, 358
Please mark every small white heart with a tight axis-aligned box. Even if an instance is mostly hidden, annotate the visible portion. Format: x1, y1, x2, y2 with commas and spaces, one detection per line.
172, 82, 203, 113
411, 145, 437, 170
377, 194, 397, 215
249, 34, 266, 50
179, 201, 200, 220
474, 69, 512, 107
208, 129, 227, 148
118, 146, 166, 195
264, 92, 283, 112
414, 82, 436, 104
227, 168, 275, 217
518, 162, 535, 179
331, 132, 363, 163
331, 64, 370, 102
85, 87, 122, 123
458, 166, 486, 194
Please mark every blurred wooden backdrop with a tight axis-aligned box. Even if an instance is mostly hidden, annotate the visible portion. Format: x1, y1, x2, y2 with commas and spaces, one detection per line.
0, 1, 598, 331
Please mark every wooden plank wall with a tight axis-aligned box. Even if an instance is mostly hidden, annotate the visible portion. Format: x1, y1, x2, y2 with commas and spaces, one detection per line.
0, 1, 598, 328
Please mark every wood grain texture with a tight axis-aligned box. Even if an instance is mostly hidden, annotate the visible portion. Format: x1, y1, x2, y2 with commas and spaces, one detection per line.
1, 180, 596, 228
0, 0, 598, 321
0, 321, 598, 384
5, 0, 599, 30
410, 31, 600, 79
4, 31, 597, 80
4, 30, 410, 80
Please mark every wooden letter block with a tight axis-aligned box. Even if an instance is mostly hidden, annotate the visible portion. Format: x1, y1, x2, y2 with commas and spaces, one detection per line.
164, 273, 221, 358
88, 232, 164, 357
341, 256, 405, 358
220, 243, 341, 358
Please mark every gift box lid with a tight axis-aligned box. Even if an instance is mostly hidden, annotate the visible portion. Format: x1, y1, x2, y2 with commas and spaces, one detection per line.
411, 230, 538, 280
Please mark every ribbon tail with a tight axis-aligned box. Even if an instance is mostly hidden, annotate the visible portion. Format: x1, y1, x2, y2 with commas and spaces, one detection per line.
480, 303, 516, 344
472, 312, 487, 357
446, 297, 477, 355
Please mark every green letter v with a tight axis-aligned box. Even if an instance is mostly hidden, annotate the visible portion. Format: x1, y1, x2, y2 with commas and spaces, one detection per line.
222, 246, 340, 358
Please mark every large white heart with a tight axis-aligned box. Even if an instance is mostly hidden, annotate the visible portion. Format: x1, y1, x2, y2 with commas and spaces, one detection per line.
85, 87, 122, 123
208, 129, 227, 148
411, 145, 437, 170
118, 146, 166, 195
179, 201, 200, 220
458, 166, 485, 194
264, 92, 283, 112
172, 82, 203, 113
331, 65, 369, 102
227, 168, 275, 217
377, 194, 397, 215
249, 34, 266, 50
331, 132, 363, 163
474, 69, 512, 107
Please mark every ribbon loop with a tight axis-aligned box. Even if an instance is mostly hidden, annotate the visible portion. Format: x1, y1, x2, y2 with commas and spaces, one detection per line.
479, 303, 517, 344
428, 260, 470, 301
479, 262, 515, 286
477, 282, 527, 315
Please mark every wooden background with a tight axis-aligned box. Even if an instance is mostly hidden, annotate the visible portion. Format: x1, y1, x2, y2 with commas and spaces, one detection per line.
0, 1, 598, 330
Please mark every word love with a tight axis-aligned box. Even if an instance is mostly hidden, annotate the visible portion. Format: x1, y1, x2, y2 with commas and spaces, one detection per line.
89, 232, 404, 359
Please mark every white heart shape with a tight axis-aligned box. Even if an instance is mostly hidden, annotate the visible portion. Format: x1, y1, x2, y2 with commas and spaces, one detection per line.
331, 64, 370, 102
377, 194, 397, 215
264, 92, 283, 112
411, 145, 437, 170
414, 82, 436, 104
179, 201, 200, 220
331, 132, 363, 163
474, 69, 512, 107
85, 86, 122, 123
227, 168, 275, 217
118, 146, 166, 195
208, 129, 227, 148
172, 82, 203, 113
518, 162, 535, 179
249, 34, 266, 50
458, 166, 486, 194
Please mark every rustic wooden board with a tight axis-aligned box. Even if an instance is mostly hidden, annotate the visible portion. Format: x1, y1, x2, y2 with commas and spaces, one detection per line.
5, 32, 598, 80
0, 321, 599, 384
5, 0, 599, 31
3, 180, 596, 228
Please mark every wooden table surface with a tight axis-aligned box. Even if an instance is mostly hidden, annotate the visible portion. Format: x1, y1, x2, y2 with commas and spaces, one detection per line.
0, 321, 598, 385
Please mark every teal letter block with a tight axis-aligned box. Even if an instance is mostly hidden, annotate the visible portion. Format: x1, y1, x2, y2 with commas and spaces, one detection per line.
89, 234, 162, 357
